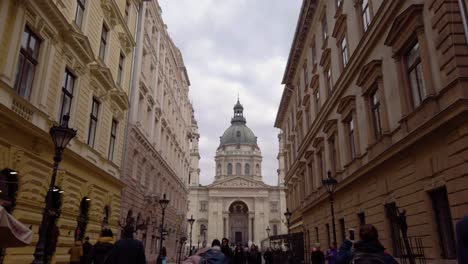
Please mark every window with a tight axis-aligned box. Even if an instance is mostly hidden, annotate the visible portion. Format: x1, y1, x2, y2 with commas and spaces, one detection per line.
124, 2, 130, 23
361, 0, 371, 32
87, 98, 100, 147
75, 0, 86, 28
315, 227, 319, 242
303, 65, 308, 87
405, 42, 426, 108
14, 26, 41, 99
325, 223, 331, 246
311, 41, 317, 66
235, 163, 241, 175
245, 163, 250, 175
325, 68, 333, 95
314, 89, 320, 113
384, 203, 402, 257
339, 218, 346, 243
270, 202, 278, 212
117, 53, 125, 86
370, 90, 382, 138
322, 16, 328, 41
429, 187, 456, 259
340, 37, 348, 67
317, 150, 324, 179
59, 69, 75, 123
99, 25, 109, 61
273, 224, 278, 236
347, 116, 356, 161
200, 224, 207, 235
108, 119, 118, 160
227, 163, 233, 175
329, 136, 338, 173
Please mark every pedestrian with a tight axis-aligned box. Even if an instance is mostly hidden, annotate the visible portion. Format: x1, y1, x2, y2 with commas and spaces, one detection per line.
233, 244, 245, 264
199, 239, 227, 263
263, 247, 273, 264
69, 240, 83, 264
160, 246, 167, 264
336, 224, 398, 264
310, 244, 325, 264
81, 236, 92, 264
325, 243, 337, 264
456, 215, 468, 264
90, 229, 114, 264
247, 244, 261, 264
221, 237, 233, 263
106, 224, 146, 264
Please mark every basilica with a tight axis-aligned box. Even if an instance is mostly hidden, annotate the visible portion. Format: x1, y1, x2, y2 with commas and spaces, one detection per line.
187, 100, 287, 247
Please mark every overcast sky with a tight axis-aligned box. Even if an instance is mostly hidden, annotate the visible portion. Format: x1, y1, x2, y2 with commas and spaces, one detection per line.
159, 0, 302, 185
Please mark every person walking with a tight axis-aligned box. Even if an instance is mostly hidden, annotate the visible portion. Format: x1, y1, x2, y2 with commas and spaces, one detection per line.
456, 215, 468, 264
106, 225, 146, 264
336, 224, 398, 264
310, 244, 325, 264
247, 244, 261, 264
90, 229, 114, 264
233, 245, 245, 264
69, 240, 83, 264
325, 244, 337, 264
263, 247, 273, 264
81, 236, 92, 264
199, 239, 227, 263
221, 237, 233, 263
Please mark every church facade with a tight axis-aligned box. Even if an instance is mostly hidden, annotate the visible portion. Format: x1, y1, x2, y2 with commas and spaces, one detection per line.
188, 100, 287, 248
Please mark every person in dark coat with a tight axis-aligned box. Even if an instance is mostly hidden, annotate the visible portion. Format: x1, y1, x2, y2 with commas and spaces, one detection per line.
90, 229, 114, 264
247, 244, 261, 264
311, 244, 325, 264
221, 237, 233, 263
233, 245, 245, 264
81, 236, 93, 264
106, 225, 146, 264
457, 215, 468, 264
336, 224, 398, 264
263, 247, 273, 264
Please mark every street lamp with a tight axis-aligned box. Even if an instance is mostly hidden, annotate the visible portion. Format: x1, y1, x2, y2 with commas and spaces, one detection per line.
187, 215, 195, 255
266, 226, 271, 247
33, 115, 76, 264
284, 208, 293, 263
322, 171, 338, 247
157, 193, 170, 264
177, 236, 187, 264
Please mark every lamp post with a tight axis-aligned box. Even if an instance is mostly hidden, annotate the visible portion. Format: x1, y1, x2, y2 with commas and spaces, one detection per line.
266, 226, 271, 247
322, 171, 338, 247
284, 208, 293, 263
32, 115, 76, 264
157, 193, 170, 264
177, 236, 187, 264
187, 215, 195, 255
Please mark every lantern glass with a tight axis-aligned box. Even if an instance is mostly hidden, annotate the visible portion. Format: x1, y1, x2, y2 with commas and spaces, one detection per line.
50, 115, 76, 150
284, 209, 292, 221
322, 172, 338, 194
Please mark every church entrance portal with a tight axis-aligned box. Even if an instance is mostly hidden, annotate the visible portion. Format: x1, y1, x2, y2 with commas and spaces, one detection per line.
229, 201, 249, 246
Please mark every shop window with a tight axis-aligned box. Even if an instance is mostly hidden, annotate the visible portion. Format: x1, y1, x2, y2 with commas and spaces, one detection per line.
339, 218, 345, 243
429, 187, 456, 259
0, 169, 18, 213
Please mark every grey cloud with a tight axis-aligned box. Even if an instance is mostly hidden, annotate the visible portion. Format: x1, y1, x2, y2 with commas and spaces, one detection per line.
159, 0, 301, 185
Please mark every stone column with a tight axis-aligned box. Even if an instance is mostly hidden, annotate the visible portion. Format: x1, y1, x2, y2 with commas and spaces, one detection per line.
249, 213, 255, 245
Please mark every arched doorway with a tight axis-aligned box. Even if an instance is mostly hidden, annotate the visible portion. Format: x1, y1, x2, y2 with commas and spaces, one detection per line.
75, 197, 90, 241
229, 201, 249, 245
0, 169, 18, 264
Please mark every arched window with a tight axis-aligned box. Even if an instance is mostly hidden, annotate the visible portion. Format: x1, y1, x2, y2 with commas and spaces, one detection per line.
255, 164, 260, 175
245, 163, 250, 175
75, 197, 91, 241
227, 163, 233, 175
0, 169, 18, 213
236, 163, 241, 175
217, 164, 221, 175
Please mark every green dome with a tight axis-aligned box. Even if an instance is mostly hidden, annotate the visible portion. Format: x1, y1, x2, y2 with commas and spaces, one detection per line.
219, 99, 258, 147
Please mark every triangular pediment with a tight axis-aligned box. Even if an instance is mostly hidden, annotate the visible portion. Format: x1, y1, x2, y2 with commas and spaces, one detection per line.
208, 176, 271, 189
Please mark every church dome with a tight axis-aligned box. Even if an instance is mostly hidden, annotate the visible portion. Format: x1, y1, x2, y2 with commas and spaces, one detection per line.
219, 99, 258, 147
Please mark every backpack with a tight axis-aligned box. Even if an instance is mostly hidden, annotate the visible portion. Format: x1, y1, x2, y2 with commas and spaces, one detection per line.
200, 249, 227, 264
350, 252, 387, 264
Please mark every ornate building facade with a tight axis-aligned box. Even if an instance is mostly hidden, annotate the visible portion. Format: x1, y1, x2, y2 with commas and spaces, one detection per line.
119, 0, 194, 263
0, 0, 138, 262
275, 0, 468, 263
188, 100, 287, 248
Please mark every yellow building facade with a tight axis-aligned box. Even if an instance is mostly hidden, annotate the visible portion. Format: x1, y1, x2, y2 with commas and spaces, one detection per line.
0, 0, 139, 263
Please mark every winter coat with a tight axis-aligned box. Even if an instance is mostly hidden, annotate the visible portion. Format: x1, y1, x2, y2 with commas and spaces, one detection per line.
325, 248, 337, 264
106, 237, 146, 264
90, 237, 114, 264
200, 246, 227, 264
263, 250, 273, 264
457, 215, 468, 264
233, 248, 244, 264
311, 249, 325, 264
69, 242, 83, 263
247, 250, 261, 264
221, 245, 233, 262
336, 239, 398, 264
